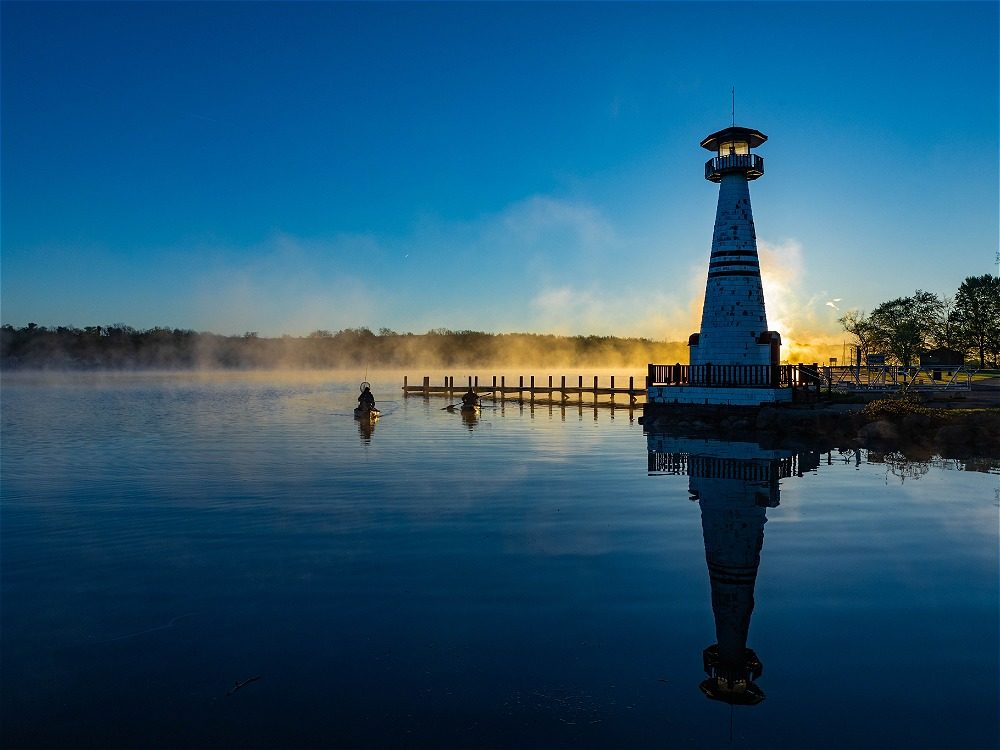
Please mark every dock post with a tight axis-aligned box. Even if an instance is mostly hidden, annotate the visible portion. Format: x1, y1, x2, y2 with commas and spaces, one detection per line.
501, 375, 505, 398
519, 375, 524, 403
593, 375, 599, 404
578, 375, 583, 404
423, 376, 430, 397
561, 375, 566, 400
629, 376, 636, 405
404, 375, 408, 397
530, 375, 535, 403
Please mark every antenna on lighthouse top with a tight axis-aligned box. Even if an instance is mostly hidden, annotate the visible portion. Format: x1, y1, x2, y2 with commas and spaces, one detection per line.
731, 87, 735, 126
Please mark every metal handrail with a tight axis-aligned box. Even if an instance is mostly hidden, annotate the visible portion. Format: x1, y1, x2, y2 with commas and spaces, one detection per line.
705, 154, 764, 180
647, 363, 819, 389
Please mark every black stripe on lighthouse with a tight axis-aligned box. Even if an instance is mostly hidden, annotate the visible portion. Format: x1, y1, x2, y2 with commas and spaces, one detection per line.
708, 260, 759, 269
707, 270, 761, 278
710, 250, 759, 259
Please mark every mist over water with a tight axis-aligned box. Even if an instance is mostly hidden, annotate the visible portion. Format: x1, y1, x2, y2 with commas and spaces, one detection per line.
0, 326, 694, 372
2, 372, 996, 749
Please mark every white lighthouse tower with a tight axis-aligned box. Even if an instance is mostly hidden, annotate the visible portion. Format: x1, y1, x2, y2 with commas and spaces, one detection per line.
646, 124, 797, 406
691, 126, 780, 369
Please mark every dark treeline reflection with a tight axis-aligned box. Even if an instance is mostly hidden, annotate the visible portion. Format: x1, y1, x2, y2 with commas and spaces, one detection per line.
648, 431, 822, 706
0, 324, 685, 370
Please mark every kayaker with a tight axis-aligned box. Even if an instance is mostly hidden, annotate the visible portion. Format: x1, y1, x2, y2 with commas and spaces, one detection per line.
461, 389, 480, 408
358, 384, 376, 410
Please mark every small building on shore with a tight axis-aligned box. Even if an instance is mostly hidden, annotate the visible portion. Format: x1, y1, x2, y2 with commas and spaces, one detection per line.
919, 348, 965, 368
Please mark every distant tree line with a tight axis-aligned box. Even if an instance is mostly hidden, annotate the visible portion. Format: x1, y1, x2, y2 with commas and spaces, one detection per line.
0, 323, 687, 370
839, 274, 1000, 368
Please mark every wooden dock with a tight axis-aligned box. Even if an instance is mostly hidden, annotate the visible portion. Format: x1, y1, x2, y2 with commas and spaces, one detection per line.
402, 374, 646, 405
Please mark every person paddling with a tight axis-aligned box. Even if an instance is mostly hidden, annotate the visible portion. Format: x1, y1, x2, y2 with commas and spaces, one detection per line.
461, 389, 480, 409
358, 383, 376, 410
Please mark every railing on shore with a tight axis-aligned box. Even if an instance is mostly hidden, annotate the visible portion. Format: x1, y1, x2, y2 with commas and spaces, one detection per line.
824, 365, 971, 392
647, 363, 821, 391
403, 374, 645, 406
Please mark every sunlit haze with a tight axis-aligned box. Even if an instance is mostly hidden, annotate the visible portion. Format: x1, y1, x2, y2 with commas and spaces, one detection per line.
2, 2, 997, 362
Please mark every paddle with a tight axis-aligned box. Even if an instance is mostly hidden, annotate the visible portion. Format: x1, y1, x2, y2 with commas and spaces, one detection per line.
442, 395, 483, 410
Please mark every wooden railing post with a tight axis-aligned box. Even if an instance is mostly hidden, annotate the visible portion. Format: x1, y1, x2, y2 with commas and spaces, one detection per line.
423, 376, 430, 397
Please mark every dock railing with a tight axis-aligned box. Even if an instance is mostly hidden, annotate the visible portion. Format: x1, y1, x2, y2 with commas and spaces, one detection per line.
647, 363, 821, 392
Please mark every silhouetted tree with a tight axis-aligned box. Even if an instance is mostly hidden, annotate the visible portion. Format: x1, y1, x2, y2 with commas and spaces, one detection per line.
953, 274, 1000, 367
838, 310, 875, 365
868, 290, 943, 367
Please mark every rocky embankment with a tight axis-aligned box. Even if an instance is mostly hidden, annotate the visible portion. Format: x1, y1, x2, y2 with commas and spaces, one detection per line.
641, 396, 1000, 460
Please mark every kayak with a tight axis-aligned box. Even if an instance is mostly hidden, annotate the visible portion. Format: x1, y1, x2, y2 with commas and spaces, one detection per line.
460, 403, 480, 414
354, 406, 381, 421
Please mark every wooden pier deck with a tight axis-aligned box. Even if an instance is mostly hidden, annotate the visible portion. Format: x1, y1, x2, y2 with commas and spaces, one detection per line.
402, 374, 647, 405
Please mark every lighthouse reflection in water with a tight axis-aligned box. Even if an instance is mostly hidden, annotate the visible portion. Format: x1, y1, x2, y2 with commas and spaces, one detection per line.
647, 431, 820, 706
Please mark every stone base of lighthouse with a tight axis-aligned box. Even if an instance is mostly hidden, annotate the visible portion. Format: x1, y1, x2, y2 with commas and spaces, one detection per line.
647, 386, 792, 406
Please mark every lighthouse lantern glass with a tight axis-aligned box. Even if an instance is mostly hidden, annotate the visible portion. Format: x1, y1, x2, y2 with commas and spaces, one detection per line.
720, 140, 749, 156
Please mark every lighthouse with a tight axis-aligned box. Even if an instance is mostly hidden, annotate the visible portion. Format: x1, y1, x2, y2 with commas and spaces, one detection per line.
644, 123, 801, 406
690, 125, 781, 370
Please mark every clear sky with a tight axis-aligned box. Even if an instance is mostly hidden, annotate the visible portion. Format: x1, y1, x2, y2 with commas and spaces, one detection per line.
2, 1, 997, 355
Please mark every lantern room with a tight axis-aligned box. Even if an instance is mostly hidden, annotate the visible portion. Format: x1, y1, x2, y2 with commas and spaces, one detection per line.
701, 125, 767, 182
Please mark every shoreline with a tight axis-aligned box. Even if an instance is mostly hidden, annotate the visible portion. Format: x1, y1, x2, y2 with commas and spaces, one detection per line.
640, 397, 1000, 461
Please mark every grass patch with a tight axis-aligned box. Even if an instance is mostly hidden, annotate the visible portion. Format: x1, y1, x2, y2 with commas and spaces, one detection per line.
861, 395, 940, 422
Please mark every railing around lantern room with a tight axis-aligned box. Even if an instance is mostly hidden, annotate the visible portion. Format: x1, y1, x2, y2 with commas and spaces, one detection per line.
705, 153, 764, 182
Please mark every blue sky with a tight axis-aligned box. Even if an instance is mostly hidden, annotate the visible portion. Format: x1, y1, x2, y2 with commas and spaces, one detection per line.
2, 1, 997, 352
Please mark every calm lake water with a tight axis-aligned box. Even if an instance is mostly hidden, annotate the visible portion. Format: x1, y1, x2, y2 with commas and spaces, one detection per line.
2, 372, 997, 749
